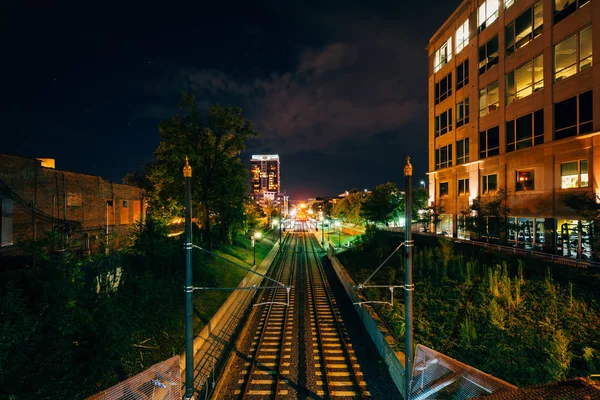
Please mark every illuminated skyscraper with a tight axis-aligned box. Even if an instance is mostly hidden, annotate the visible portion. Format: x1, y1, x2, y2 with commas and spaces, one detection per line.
251, 154, 280, 194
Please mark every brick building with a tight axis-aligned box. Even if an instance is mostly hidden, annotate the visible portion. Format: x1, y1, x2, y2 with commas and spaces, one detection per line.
427, 0, 599, 259
0, 154, 146, 253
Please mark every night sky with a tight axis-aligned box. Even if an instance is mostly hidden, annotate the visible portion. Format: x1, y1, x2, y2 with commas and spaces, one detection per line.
4, 0, 457, 200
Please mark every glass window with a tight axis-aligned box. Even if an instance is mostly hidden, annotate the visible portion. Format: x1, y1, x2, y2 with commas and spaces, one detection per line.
506, 1, 543, 56
122, 200, 128, 208
435, 72, 453, 104
458, 178, 470, 195
506, 109, 544, 152
506, 55, 544, 104
457, 98, 470, 127
435, 144, 453, 170
554, 26, 593, 82
456, 59, 469, 90
516, 170, 535, 191
479, 126, 500, 159
434, 37, 453, 73
482, 174, 498, 194
505, 0, 515, 8
479, 81, 499, 117
479, 35, 499, 74
554, 0, 590, 24
561, 160, 589, 188
440, 182, 449, 197
456, 20, 469, 54
435, 108, 453, 137
478, 0, 499, 32
457, 137, 470, 164
555, 90, 593, 140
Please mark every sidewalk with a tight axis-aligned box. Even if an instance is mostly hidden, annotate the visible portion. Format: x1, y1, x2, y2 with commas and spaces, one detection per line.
180, 241, 281, 395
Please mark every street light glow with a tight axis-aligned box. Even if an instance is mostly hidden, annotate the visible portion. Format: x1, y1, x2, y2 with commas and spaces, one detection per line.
254, 232, 262, 239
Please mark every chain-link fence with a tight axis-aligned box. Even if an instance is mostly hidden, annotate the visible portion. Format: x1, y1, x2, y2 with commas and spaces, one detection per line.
409, 344, 516, 399
87, 356, 181, 400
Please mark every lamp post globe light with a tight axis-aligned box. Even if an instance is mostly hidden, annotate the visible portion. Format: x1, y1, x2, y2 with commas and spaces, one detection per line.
319, 215, 325, 245
252, 231, 262, 267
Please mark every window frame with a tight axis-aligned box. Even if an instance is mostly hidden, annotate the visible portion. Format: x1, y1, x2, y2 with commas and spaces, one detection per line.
516, 170, 535, 191
554, 25, 593, 82
479, 126, 500, 159
479, 35, 499, 75
554, 0, 590, 24
505, 1, 543, 56
458, 177, 470, 195
435, 72, 453, 105
506, 109, 544, 152
456, 20, 469, 54
479, 81, 499, 117
439, 182, 449, 197
482, 174, 498, 194
554, 90, 593, 140
435, 108, 453, 137
456, 59, 470, 90
560, 159, 589, 189
478, 0, 499, 32
456, 98, 470, 128
435, 144, 453, 170
434, 37, 453, 73
506, 55, 544, 104
456, 137, 470, 165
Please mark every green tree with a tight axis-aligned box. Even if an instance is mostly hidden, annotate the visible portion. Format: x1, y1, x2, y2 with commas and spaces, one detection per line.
360, 182, 402, 225
563, 192, 600, 258
333, 190, 365, 225
147, 93, 257, 247
462, 188, 511, 243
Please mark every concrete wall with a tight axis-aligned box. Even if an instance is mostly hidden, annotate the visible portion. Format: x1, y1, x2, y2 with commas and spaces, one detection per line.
323, 239, 407, 398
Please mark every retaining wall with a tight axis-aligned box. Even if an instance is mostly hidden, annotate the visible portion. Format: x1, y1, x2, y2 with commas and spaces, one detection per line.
325, 242, 406, 397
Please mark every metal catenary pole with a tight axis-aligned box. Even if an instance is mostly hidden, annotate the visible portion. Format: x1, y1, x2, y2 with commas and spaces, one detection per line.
404, 155, 414, 400
183, 157, 194, 400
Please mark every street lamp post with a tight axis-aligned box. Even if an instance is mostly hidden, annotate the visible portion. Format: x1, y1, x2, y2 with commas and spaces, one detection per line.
252, 231, 261, 267
183, 157, 194, 400
320, 216, 325, 246
404, 155, 414, 400
335, 220, 341, 248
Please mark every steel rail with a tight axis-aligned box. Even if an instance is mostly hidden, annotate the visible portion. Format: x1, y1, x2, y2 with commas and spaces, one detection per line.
307, 234, 370, 398
240, 233, 296, 399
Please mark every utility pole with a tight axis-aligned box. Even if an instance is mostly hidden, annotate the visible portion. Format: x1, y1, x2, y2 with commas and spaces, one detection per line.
404, 155, 414, 400
279, 205, 282, 249
183, 157, 194, 400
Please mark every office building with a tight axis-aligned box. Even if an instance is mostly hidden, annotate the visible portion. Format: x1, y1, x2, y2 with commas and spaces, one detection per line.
427, 0, 598, 258
251, 154, 280, 194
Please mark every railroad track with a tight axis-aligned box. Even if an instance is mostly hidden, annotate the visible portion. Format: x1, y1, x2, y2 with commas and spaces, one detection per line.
305, 234, 370, 398
216, 227, 371, 399
235, 233, 297, 398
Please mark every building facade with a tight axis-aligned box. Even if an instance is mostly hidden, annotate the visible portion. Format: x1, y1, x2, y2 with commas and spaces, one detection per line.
428, 0, 599, 258
251, 154, 281, 194
0, 154, 146, 253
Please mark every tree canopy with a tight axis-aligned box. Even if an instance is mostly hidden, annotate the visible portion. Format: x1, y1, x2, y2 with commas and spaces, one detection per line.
360, 182, 402, 225
147, 93, 257, 246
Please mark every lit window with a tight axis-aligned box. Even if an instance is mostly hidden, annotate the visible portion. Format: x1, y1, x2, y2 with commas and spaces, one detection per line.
506, 1, 543, 56
479, 81, 499, 117
478, 0, 499, 32
435, 144, 453, 170
482, 174, 498, 194
456, 59, 469, 90
506, 109, 544, 152
434, 108, 453, 137
479, 126, 500, 159
554, 26, 593, 82
456, 20, 469, 54
458, 178, 470, 195
555, 90, 593, 140
555, 0, 590, 24
439, 182, 449, 197
516, 170, 535, 191
506, 55, 544, 104
505, 0, 515, 8
434, 37, 453, 73
456, 137, 470, 165
456, 98, 470, 128
561, 160, 589, 189
435, 72, 453, 104
479, 35, 499, 74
